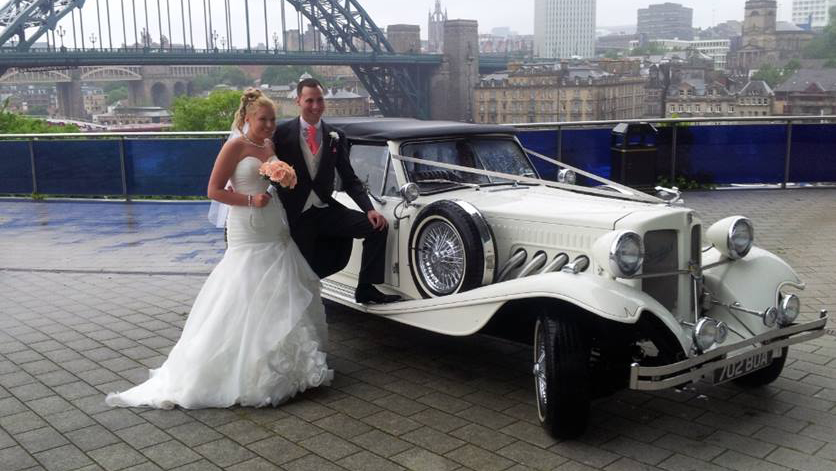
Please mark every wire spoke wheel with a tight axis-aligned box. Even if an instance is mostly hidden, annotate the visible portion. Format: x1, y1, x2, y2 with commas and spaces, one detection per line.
416, 220, 465, 295
408, 201, 492, 298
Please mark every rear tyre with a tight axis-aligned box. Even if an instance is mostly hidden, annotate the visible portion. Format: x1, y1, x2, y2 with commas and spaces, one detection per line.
533, 314, 591, 439
733, 346, 788, 387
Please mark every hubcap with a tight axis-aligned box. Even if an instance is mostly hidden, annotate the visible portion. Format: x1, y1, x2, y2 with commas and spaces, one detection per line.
416, 220, 465, 295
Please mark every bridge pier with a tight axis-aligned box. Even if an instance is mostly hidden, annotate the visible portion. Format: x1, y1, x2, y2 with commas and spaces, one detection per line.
430, 20, 479, 122
56, 70, 85, 119
128, 81, 147, 106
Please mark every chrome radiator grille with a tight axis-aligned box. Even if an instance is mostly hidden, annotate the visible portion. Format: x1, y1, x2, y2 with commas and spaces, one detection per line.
690, 225, 702, 314
642, 230, 679, 312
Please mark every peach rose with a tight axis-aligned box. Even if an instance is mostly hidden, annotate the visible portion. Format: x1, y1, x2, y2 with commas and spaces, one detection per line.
259, 161, 297, 189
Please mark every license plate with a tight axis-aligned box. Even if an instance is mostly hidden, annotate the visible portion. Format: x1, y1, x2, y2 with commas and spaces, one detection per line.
713, 350, 774, 384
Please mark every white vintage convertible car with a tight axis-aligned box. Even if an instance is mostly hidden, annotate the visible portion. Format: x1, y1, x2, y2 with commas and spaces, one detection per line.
320, 117, 828, 438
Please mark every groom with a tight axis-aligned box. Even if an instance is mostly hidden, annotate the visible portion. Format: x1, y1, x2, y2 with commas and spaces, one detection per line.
272, 78, 401, 304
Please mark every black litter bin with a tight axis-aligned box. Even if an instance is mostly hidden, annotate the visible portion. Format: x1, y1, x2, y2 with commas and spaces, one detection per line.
610, 122, 658, 189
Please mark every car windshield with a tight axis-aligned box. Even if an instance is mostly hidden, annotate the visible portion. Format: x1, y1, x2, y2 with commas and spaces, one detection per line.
401, 138, 537, 189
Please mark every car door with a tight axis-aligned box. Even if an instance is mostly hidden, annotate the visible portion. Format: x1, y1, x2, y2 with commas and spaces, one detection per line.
332, 143, 400, 287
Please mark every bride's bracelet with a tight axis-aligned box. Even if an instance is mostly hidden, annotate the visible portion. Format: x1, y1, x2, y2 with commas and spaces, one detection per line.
247, 195, 253, 207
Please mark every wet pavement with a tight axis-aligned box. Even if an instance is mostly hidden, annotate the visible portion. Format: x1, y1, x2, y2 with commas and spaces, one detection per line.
0, 190, 835, 471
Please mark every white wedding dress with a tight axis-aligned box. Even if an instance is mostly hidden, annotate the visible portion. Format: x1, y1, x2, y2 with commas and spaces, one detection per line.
106, 156, 333, 409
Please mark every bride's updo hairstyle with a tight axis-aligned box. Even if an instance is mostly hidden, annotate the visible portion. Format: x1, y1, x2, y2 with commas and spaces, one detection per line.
232, 88, 275, 133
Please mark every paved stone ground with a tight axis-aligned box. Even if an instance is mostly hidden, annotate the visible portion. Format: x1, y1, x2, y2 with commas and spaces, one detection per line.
0, 189, 834, 471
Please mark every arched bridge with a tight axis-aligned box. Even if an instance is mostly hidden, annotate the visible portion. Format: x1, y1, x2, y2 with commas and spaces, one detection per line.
0, 0, 509, 118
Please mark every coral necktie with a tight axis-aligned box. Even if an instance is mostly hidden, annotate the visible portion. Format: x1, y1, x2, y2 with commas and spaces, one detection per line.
306, 126, 319, 155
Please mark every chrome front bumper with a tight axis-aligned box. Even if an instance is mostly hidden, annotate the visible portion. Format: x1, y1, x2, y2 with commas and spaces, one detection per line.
629, 311, 828, 391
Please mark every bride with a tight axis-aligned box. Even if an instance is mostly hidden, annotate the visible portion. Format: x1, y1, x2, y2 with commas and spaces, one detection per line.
106, 89, 333, 409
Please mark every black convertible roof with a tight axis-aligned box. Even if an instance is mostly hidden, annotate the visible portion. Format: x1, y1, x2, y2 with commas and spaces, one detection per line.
323, 117, 518, 141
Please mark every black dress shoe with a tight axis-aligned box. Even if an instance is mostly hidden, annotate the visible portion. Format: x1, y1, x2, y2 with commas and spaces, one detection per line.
355, 284, 402, 304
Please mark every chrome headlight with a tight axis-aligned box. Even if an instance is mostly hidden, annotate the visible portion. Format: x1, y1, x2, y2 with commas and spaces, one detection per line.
694, 317, 726, 351
778, 293, 800, 326
593, 231, 643, 278
399, 183, 420, 203
557, 169, 576, 185
706, 216, 754, 260
762, 306, 778, 327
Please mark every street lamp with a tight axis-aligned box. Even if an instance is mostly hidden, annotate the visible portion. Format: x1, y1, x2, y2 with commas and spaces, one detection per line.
89, 33, 98, 50
220, 36, 226, 50
212, 30, 219, 51
57, 25, 66, 50
272, 31, 279, 52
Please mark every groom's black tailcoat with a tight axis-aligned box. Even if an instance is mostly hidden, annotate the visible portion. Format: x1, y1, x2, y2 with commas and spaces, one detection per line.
272, 117, 387, 283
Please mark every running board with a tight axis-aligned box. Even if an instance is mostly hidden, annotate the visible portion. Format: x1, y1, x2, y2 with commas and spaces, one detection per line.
321, 278, 411, 314
321, 278, 368, 311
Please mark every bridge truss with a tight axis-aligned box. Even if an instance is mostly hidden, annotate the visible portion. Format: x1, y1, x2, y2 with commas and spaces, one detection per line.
285, 0, 425, 118
0, 0, 82, 50
0, 0, 431, 118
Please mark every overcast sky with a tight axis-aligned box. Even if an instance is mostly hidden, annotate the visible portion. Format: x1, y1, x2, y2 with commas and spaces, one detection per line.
64, 1, 795, 48
360, 0, 794, 35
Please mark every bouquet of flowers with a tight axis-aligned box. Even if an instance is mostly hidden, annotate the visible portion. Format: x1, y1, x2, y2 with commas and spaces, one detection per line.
258, 160, 297, 189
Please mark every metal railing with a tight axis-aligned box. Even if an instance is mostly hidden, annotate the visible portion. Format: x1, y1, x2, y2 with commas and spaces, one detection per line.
513, 115, 836, 189
2, 115, 835, 197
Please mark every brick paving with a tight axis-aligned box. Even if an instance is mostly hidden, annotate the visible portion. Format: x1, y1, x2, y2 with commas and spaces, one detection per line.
0, 189, 834, 471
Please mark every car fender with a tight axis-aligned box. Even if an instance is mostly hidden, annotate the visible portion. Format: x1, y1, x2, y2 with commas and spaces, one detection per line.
702, 246, 804, 337
360, 271, 686, 343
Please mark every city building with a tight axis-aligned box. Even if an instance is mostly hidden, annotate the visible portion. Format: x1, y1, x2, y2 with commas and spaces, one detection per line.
92, 105, 171, 127
2, 84, 58, 116
646, 52, 774, 118
275, 77, 370, 118
791, 0, 835, 29
284, 25, 324, 52
474, 61, 646, 123
695, 20, 742, 40
736, 80, 774, 116
82, 87, 107, 116
629, 38, 731, 70
733, 0, 814, 70
637, 3, 694, 40
534, 0, 596, 59
428, 0, 447, 53
478, 32, 534, 56
595, 34, 636, 56
773, 68, 836, 115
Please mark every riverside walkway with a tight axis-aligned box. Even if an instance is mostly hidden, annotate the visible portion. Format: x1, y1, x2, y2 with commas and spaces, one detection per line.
0, 189, 834, 471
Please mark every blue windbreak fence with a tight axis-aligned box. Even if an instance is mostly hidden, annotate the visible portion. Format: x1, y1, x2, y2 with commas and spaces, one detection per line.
517, 122, 836, 186
0, 141, 32, 193
126, 139, 222, 195
0, 137, 224, 196
789, 124, 836, 183
1, 121, 834, 196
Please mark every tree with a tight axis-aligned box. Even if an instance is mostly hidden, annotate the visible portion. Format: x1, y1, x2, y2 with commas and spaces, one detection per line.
804, 6, 836, 59
751, 64, 782, 87
192, 66, 251, 93
170, 90, 241, 131
629, 43, 669, 56
0, 99, 78, 133
261, 65, 315, 86
106, 86, 129, 105
751, 60, 803, 87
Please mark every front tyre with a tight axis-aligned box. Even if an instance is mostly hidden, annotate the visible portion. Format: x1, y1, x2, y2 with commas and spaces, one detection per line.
533, 314, 591, 439
733, 346, 788, 387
